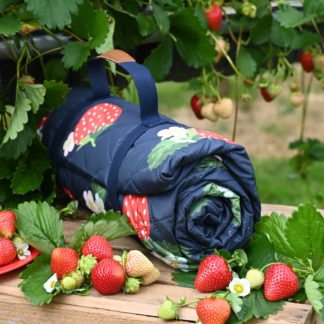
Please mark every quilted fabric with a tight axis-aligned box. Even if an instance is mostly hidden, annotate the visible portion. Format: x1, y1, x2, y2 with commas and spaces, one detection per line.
41, 85, 260, 270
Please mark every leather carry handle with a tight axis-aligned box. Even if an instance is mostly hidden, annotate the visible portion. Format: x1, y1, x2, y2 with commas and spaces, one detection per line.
87, 49, 160, 126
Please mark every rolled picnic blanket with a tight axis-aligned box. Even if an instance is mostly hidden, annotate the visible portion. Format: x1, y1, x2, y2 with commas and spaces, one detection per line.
41, 50, 261, 270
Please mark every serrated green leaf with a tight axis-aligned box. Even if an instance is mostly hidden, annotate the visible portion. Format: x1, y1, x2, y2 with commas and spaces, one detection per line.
0, 14, 22, 36
304, 0, 324, 17
251, 290, 284, 319
236, 47, 257, 79
314, 266, 324, 286
69, 210, 136, 252
62, 41, 91, 71
285, 204, 324, 270
96, 17, 115, 54
136, 13, 157, 37
305, 275, 324, 315
19, 254, 56, 306
71, 0, 109, 49
0, 158, 15, 179
25, 0, 83, 30
43, 80, 70, 110
11, 144, 51, 194
227, 293, 243, 315
276, 6, 309, 28
153, 3, 170, 34
170, 8, 215, 68
0, 124, 35, 159
171, 270, 196, 288
290, 30, 321, 50
250, 15, 272, 45
245, 233, 276, 268
2, 88, 31, 144
144, 37, 173, 81
45, 59, 69, 82
270, 22, 295, 48
22, 83, 46, 113
194, 5, 207, 29
15, 201, 65, 255
254, 212, 295, 258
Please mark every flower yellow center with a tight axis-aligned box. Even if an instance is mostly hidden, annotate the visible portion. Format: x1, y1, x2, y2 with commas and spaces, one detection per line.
50, 281, 56, 288
17, 249, 24, 256
234, 283, 244, 294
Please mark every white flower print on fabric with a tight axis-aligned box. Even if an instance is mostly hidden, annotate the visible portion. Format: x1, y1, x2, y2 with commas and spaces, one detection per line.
151, 251, 189, 271
63, 132, 75, 157
157, 127, 195, 144
83, 190, 106, 214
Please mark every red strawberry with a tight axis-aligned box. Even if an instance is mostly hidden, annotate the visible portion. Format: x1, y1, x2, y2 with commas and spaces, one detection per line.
73, 103, 122, 147
123, 195, 150, 240
91, 258, 125, 295
190, 95, 203, 119
82, 235, 113, 261
264, 263, 299, 301
50, 247, 79, 279
196, 298, 231, 324
299, 51, 314, 73
0, 210, 16, 239
260, 87, 273, 102
194, 255, 233, 293
0, 237, 17, 266
205, 3, 222, 31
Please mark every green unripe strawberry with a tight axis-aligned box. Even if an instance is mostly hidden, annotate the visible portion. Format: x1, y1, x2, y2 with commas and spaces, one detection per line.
62, 276, 77, 290
158, 298, 179, 320
70, 270, 85, 288
246, 269, 265, 289
124, 277, 141, 294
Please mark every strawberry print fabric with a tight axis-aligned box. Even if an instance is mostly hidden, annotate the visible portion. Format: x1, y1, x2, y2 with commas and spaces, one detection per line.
41, 87, 261, 270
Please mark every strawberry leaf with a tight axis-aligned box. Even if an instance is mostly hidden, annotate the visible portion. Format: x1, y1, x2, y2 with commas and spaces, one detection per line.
43, 80, 70, 110
19, 254, 57, 306
68, 210, 136, 252
25, 0, 83, 30
305, 274, 324, 320
285, 204, 324, 271
0, 159, 15, 180
0, 14, 22, 36
236, 47, 257, 79
62, 41, 91, 71
96, 17, 115, 54
171, 270, 196, 288
237, 290, 284, 321
245, 233, 276, 269
22, 83, 46, 113
15, 201, 65, 255
71, 0, 109, 49
153, 3, 170, 34
2, 88, 31, 144
144, 37, 173, 81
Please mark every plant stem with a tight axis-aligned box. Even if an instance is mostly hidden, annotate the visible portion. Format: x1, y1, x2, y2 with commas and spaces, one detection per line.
232, 76, 239, 141
299, 74, 313, 142
43, 27, 66, 46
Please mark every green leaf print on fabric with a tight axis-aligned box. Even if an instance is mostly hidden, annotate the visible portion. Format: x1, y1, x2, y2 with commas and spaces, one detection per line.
203, 183, 241, 225
194, 156, 224, 171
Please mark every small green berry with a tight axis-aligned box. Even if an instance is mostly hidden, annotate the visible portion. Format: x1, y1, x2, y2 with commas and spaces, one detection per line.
158, 298, 179, 320
62, 276, 77, 290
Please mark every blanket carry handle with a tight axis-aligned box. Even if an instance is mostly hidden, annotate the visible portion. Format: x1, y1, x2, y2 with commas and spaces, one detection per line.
87, 49, 161, 126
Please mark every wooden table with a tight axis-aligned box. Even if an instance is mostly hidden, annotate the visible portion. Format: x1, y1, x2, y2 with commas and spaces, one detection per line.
0, 204, 322, 324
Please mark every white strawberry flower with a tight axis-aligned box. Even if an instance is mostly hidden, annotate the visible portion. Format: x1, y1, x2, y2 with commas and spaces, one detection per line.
83, 190, 106, 214
15, 242, 31, 260
157, 127, 195, 143
229, 277, 251, 297
63, 132, 75, 156
43, 273, 58, 293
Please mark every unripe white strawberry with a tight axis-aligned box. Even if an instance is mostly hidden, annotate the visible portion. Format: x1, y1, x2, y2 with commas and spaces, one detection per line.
142, 267, 160, 286
214, 98, 233, 119
313, 54, 324, 71
201, 103, 219, 122
246, 269, 265, 289
290, 91, 304, 108
125, 250, 154, 277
